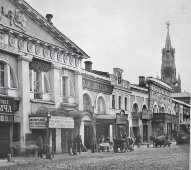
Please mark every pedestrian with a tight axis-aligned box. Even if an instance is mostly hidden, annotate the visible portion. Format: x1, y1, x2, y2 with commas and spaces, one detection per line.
76, 135, 82, 153
36, 136, 43, 158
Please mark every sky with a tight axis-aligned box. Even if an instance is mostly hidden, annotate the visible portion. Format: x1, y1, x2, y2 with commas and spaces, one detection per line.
25, 0, 191, 92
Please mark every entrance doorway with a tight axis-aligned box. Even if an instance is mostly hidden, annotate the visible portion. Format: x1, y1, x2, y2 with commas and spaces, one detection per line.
84, 124, 92, 149
61, 129, 72, 153
0, 123, 10, 158
143, 125, 148, 142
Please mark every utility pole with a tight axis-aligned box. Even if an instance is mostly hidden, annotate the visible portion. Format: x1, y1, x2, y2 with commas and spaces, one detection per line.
46, 112, 51, 159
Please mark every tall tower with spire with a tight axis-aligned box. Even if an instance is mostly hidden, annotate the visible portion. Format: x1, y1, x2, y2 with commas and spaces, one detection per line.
161, 21, 181, 92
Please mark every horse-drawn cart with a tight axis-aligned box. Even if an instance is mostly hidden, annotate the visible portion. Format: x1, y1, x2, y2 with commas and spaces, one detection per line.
150, 135, 171, 148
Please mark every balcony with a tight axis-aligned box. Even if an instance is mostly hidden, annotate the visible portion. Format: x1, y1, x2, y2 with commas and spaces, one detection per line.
132, 112, 141, 118
141, 110, 153, 120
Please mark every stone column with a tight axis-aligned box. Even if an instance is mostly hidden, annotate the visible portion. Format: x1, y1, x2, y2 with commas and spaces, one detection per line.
17, 55, 32, 149
50, 64, 62, 107
74, 71, 83, 110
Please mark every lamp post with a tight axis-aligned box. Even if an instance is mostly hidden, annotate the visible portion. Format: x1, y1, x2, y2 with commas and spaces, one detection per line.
46, 112, 51, 159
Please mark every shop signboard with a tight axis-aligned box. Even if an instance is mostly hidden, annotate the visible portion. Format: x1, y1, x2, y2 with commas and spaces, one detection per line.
29, 117, 46, 129
0, 96, 14, 114
153, 113, 165, 123
82, 78, 114, 94
116, 110, 128, 125
141, 110, 153, 120
49, 116, 74, 128
29, 58, 51, 72
0, 114, 14, 122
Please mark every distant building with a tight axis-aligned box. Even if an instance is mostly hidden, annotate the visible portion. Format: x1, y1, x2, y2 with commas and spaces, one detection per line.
171, 92, 190, 135
161, 21, 181, 92
146, 77, 179, 140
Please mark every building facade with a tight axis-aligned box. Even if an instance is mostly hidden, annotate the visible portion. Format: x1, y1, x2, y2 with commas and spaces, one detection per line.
146, 77, 179, 140
0, 0, 89, 157
130, 76, 152, 143
109, 68, 131, 139
80, 61, 114, 148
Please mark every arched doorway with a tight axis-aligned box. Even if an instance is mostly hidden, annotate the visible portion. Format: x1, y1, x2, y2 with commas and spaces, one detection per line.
132, 103, 140, 143
82, 94, 94, 149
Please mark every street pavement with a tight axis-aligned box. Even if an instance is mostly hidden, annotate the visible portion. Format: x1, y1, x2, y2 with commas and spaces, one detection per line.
0, 143, 189, 170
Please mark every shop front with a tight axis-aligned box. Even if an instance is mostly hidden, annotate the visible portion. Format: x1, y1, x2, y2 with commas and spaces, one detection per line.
152, 113, 178, 140
115, 111, 129, 138
141, 110, 153, 142
0, 96, 16, 158
80, 112, 95, 149
96, 114, 116, 141
131, 112, 141, 143
29, 105, 80, 154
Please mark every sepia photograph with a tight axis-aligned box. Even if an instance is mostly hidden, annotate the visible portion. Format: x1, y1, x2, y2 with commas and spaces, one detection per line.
0, 0, 190, 169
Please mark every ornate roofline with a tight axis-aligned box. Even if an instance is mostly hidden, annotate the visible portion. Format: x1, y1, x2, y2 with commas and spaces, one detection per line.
9, 0, 90, 59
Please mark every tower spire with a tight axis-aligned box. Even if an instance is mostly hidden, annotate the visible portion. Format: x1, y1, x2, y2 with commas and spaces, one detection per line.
165, 21, 172, 49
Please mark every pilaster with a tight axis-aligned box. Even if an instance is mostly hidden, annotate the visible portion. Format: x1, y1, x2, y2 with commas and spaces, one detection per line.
17, 55, 31, 147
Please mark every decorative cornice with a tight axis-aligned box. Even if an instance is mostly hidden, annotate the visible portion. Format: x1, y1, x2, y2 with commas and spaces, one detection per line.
17, 54, 32, 62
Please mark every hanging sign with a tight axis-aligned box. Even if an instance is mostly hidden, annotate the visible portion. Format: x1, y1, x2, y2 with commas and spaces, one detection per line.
116, 110, 128, 125
29, 117, 46, 129
29, 58, 51, 72
49, 116, 74, 128
0, 96, 14, 114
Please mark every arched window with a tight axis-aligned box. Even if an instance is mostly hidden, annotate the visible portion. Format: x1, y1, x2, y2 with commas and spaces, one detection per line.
142, 105, 147, 111
161, 107, 165, 113
132, 103, 139, 112
83, 94, 91, 111
97, 97, 106, 114
153, 105, 158, 113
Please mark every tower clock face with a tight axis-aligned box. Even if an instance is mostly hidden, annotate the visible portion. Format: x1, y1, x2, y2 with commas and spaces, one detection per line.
163, 67, 173, 77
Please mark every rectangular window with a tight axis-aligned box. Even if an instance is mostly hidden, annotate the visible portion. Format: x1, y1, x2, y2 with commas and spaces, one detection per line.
112, 95, 115, 109
125, 97, 127, 111
34, 71, 41, 99
62, 77, 66, 96
118, 96, 121, 110
29, 69, 32, 91
0, 62, 4, 87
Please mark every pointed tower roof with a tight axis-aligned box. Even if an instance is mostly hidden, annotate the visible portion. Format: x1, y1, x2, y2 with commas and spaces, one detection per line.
165, 21, 172, 49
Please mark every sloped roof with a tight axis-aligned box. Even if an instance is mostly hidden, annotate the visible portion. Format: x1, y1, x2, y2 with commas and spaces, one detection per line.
9, 0, 89, 59
171, 92, 191, 98
146, 77, 172, 90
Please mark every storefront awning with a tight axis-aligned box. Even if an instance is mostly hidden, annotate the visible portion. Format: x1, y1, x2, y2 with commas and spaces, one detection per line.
96, 114, 116, 125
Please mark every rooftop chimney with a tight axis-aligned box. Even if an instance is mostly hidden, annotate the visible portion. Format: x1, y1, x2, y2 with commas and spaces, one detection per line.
139, 76, 146, 87
46, 14, 53, 24
84, 61, 92, 72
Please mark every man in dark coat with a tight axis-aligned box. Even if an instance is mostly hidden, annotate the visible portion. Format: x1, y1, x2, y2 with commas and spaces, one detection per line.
36, 136, 43, 158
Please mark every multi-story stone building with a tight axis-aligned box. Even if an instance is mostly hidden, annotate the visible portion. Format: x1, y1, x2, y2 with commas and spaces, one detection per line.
0, 0, 90, 157
109, 68, 131, 139
146, 77, 179, 140
171, 93, 190, 135
130, 76, 152, 143
80, 61, 114, 148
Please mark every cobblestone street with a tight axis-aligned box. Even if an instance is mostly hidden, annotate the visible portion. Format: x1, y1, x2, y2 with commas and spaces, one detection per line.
1, 144, 189, 170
